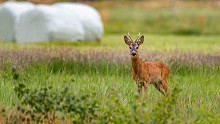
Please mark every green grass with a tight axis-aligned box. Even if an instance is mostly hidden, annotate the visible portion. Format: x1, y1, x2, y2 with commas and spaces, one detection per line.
104, 7, 220, 35
1, 2, 220, 122
0, 59, 219, 121
1, 34, 220, 54
0, 33, 220, 122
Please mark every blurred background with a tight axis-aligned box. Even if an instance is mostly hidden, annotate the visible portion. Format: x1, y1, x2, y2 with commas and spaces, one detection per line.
1, 0, 220, 36
0, 1, 219, 122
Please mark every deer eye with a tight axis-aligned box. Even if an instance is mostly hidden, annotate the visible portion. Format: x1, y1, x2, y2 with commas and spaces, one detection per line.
129, 47, 131, 49
136, 47, 138, 49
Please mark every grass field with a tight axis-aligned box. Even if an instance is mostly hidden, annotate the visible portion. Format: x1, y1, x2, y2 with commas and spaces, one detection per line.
0, 34, 220, 123
104, 8, 220, 35
97, 1, 220, 36
1, 34, 220, 54
0, 1, 220, 123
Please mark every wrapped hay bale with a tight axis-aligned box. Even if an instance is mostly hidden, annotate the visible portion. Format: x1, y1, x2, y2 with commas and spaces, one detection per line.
0, 1, 34, 42
53, 3, 104, 41
15, 5, 85, 43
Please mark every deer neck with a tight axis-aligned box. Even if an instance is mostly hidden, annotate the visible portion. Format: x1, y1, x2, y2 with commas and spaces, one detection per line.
131, 53, 141, 76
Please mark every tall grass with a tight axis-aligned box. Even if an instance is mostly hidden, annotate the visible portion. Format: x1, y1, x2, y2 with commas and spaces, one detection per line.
0, 49, 219, 122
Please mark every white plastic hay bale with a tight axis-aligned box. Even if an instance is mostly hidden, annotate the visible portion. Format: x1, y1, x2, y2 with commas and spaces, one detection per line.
0, 1, 34, 42
53, 3, 104, 41
15, 5, 85, 43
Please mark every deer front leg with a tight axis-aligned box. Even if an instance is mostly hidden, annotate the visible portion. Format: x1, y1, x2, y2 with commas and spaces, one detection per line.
137, 82, 142, 95
144, 82, 149, 101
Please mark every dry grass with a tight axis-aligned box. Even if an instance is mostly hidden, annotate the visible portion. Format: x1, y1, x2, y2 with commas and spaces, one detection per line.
1, 48, 220, 67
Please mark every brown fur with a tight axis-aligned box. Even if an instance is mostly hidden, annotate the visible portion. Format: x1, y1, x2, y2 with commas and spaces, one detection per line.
131, 53, 170, 98
124, 33, 170, 99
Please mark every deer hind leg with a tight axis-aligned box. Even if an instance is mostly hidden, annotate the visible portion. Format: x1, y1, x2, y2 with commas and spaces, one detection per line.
162, 79, 169, 93
154, 80, 166, 96
161, 69, 169, 93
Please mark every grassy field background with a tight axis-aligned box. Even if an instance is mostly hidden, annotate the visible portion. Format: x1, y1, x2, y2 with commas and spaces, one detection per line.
96, 1, 220, 35
0, 1, 220, 123
1, 34, 220, 54
104, 8, 220, 35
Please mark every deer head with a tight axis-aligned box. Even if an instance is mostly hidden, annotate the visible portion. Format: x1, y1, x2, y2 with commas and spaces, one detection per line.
124, 32, 144, 58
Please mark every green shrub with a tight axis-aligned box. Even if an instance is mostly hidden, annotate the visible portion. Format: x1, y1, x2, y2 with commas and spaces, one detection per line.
2, 66, 99, 123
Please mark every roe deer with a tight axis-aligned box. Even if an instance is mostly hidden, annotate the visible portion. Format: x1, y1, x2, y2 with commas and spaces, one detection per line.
124, 32, 170, 99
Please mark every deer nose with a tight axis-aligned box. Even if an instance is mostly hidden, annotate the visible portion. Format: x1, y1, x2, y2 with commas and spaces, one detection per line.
132, 52, 136, 56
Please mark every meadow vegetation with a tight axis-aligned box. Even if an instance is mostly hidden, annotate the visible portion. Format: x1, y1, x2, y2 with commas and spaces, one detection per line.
1, 34, 220, 54
0, 1, 220, 123
0, 45, 219, 123
104, 7, 220, 35
95, 1, 220, 36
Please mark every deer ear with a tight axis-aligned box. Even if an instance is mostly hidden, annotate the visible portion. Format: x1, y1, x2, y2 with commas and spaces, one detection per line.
124, 36, 131, 45
137, 36, 144, 45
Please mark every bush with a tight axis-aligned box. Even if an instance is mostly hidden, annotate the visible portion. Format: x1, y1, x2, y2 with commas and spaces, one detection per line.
2, 66, 98, 123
